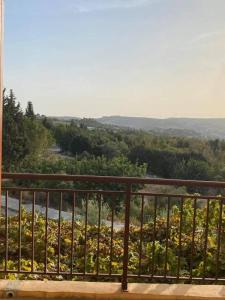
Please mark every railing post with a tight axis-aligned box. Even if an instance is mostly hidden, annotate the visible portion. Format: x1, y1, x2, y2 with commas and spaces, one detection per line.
122, 183, 131, 292
0, 0, 3, 210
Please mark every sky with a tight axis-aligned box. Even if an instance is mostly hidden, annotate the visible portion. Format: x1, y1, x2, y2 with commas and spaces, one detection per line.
4, 0, 225, 118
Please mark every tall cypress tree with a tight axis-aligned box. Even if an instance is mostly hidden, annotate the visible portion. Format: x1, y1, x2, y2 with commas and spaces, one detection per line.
25, 101, 35, 118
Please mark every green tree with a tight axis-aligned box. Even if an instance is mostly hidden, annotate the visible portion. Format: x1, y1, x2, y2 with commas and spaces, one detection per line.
3, 89, 28, 170
174, 159, 212, 180
25, 101, 35, 118
3, 89, 54, 171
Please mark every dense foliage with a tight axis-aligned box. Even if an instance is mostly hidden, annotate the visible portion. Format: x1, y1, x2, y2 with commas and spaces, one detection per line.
3, 89, 53, 171
13, 155, 146, 209
51, 118, 225, 181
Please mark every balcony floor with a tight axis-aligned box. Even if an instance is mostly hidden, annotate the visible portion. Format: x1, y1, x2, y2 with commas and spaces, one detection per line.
0, 280, 225, 299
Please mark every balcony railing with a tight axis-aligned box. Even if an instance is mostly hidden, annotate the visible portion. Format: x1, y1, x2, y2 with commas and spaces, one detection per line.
1, 173, 225, 290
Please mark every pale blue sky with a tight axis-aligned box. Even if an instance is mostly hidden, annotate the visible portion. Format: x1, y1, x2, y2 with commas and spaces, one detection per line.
4, 0, 225, 117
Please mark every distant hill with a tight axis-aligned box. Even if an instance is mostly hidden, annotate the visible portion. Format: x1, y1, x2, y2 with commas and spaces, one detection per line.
49, 116, 80, 124
97, 116, 225, 139
48, 116, 225, 139
149, 128, 202, 138
48, 116, 118, 130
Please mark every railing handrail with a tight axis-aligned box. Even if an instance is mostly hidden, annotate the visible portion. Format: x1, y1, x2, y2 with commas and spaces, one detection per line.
3, 172, 225, 188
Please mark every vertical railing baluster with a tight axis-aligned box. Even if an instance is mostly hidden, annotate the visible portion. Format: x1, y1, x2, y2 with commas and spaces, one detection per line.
31, 191, 35, 273
96, 193, 101, 275
71, 192, 76, 276
177, 197, 184, 281
122, 184, 131, 292
138, 195, 144, 276
203, 199, 210, 281
216, 198, 223, 280
58, 192, 62, 274
18, 191, 22, 272
190, 198, 197, 280
109, 199, 114, 276
5, 190, 8, 272
151, 195, 157, 277
164, 196, 170, 278
83, 193, 88, 275
45, 192, 49, 274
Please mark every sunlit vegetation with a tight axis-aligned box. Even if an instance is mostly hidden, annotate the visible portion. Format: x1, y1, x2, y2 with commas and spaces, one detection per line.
0, 198, 224, 281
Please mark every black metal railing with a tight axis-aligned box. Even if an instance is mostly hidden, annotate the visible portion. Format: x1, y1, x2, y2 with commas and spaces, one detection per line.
1, 173, 225, 290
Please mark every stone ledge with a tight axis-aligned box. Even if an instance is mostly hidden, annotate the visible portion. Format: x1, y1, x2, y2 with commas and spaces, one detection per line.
0, 281, 225, 299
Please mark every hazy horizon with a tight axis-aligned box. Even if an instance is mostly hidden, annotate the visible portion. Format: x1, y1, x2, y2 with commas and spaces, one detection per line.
50, 115, 225, 120
4, 0, 225, 118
